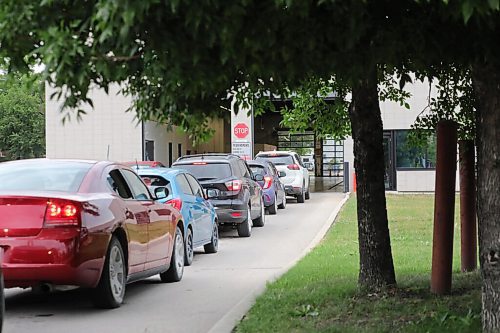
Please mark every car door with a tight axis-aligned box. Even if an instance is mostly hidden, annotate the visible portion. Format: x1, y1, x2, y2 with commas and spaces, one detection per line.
106, 168, 149, 274
270, 163, 285, 203
120, 169, 172, 270
240, 160, 261, 218
175, 173, 203, 243
185, 173, 213, 242
295, 153, 309, 188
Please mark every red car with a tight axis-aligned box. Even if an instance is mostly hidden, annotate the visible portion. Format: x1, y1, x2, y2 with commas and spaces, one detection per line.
0, 159, 185, 308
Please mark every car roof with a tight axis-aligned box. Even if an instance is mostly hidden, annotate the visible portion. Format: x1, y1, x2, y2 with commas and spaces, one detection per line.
0, 158, 100, 166
256, 150, 296, 156
174, 154, 238, 165
247, 160, 269, 167
136, 167, 184, 178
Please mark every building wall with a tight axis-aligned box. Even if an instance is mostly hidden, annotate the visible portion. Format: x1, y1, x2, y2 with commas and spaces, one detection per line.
45, 83, 143, 161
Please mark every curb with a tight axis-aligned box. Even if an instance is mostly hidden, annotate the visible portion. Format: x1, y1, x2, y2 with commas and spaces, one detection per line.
207, 193, 350, 333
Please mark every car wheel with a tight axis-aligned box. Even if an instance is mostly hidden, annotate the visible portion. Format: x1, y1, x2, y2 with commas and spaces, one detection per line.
237, 206, 252, 237
91, 237, 126, 308
184, 228, 194, 266
297, 185, 305, 203
252, 198, 265, 227
278, 193, 286, 209
305, 188, 310, 200
160, 226, 185, 282
268, 194, 278, 215
204, 222, 219, 254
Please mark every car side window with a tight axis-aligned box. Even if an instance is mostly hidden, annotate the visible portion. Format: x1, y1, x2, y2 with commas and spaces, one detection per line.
230, 160, 242, 177
107, 169, 134, 199
121, 169, 152, 201
239, 160, 250, 178
294, 154, 305, 167
185, 174, 204, 197
176, 174, 194, 195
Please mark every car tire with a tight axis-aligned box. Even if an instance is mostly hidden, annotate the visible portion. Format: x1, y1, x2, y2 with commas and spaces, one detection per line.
297, 186, 305, 203
268, 194, 278, 215
91, 237, 126, 309
204, 222, 219, 254
252, 198, 265, 227
184, 228, 194, 266
160, 226, 185, 282
305, 188, 310, 200
237, 206, 252, 237
278, 193, 286, 209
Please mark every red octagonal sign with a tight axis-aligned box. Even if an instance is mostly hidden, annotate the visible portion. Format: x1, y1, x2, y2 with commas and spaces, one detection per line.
234, 123, 250, 139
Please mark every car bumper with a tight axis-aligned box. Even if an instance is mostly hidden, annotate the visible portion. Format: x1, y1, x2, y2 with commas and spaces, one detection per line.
262, 188, 276, 207
211, 199, 248, 224
0, 228, 107, 288
284, 185, 303, 196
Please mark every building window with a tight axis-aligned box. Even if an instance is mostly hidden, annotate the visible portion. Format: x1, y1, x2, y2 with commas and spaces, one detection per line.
168, 142, 173, 167
145, 140, 155, 161
178, 143, 182, 160
395, 130, 436, 169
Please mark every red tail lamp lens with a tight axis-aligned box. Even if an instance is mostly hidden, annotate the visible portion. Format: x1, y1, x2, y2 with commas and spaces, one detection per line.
45, 200, 80, 227
287, 164, 300, 170
166, 198, 183, 211
263, 176, 273, 189
225, 180, 242, 192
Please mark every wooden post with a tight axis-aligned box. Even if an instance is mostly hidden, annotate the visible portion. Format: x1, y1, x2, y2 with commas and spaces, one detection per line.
431, 120, 458, 295
459, 140, 477, 272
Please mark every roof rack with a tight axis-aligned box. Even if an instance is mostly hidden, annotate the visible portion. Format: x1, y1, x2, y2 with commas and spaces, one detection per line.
176, 153, 241, 161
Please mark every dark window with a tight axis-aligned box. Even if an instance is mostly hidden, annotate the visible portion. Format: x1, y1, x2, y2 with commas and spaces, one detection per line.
256, 154, 294, 166
108, 169, 133, 199
185, 174, 204, 197
249, 165, 265, 176
145, 140, 155, 161
169, 142, 173, 167
0, 161, 91, 192
176, 174, 194, 195
121, 169, 152, 200
140, 175, 172, 194
178, 143, 182, 160
173, 163, 232, 181
395, 130, 436, 169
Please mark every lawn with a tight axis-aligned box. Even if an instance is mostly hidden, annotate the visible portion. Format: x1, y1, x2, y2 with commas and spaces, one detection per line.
235, 194, 481, 333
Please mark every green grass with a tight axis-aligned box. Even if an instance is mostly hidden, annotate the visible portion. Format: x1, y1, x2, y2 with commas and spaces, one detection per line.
235, 194, 481, 333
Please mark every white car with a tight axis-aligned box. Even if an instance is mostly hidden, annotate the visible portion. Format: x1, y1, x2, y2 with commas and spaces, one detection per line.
255, 151, 310, 203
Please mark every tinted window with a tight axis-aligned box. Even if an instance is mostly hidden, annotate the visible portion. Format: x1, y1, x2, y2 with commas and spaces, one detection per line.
249, 165, 266, 176
121, 169, 152, 200
176, 174, 194, 195
108, 169, 133, 199
0, 161, 91, 192
256, 155, 294, 166
173, 163, 232, 181
140, 175, 172, 196
185, 174, 203, 197
238, 160, 250, 178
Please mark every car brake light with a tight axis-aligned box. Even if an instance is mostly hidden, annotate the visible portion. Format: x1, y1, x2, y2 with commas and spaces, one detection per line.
44, 199, 80, 227
225, 180, 242, 192
166, 198, 183, 211
192, 162, 207, 165
263, 176, 273, 189
287, 164, 300, 170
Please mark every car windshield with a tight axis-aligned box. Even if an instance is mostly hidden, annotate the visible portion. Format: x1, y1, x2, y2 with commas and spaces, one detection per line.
249, 165, 266, 176
0, 161, 92, 192
256, 155, 294, 166
173, 163, 232, 180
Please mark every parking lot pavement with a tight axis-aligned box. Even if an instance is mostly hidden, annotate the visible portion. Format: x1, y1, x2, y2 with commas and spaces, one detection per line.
3, 191, 347, 333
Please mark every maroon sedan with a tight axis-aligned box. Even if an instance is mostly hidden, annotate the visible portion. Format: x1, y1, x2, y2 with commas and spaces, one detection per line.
0, 159, 185, 308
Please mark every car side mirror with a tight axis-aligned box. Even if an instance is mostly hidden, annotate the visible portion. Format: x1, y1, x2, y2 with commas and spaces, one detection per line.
278, 171, 286, 178
254, 174, 264, 181
154, 187, 169, 200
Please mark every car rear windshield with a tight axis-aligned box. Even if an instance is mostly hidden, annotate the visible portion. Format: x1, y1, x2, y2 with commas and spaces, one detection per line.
249, 165, 266, 176
173, 163, 232, 181
256, 155, 294, 166
139, 175, 172, 195
0, 161, 92, 192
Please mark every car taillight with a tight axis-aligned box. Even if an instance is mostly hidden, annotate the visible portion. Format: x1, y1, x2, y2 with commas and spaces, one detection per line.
263, 176, 273, 189
166, 198, 183, 211
287, 164, 300, 170
225, 180, 242, 192
44, 199, 81, 227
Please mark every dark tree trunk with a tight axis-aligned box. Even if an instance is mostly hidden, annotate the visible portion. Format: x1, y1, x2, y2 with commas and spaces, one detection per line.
459, 139, 477, 273
472, 62, 500, 333
349, 68, 396, 290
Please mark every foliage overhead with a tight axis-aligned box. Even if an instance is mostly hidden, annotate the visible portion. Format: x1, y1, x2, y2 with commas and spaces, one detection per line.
0, 72, 45, 160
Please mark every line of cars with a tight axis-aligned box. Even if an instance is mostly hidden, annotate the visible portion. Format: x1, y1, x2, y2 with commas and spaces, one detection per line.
0, 150, 310, 317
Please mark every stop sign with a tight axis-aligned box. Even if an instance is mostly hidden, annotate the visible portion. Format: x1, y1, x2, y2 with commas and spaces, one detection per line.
234, 123, 250, 139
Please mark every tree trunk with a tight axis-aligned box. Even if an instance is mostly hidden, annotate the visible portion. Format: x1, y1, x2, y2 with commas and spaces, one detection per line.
349, 68, 396, 290
472, 62, 500, 333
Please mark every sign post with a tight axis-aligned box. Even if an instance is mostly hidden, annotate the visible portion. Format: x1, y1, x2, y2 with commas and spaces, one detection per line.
231, 100, 254, 160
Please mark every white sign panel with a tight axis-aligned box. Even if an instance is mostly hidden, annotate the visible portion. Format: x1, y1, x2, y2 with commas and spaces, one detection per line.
231, 100, 253, 160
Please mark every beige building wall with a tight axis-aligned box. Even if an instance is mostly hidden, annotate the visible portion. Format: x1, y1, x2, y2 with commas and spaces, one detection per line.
46, 84, 143, 162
